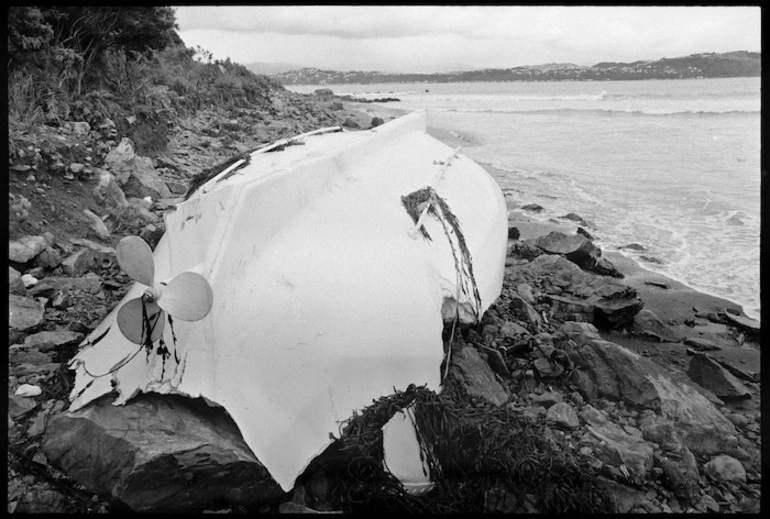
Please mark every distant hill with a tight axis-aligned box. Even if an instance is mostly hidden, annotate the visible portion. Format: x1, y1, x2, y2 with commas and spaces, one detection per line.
271, 51, 761, 85
244, 61, 305, 75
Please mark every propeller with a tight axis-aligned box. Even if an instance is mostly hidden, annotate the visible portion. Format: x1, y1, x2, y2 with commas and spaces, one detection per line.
115, 236, 213, 345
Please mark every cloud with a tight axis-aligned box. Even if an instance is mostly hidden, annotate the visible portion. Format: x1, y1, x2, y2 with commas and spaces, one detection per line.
175, 6, 525, 40
174, 6, 761, 72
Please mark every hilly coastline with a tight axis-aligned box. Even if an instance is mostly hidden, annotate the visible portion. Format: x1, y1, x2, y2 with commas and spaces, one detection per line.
270, 51, 761, 85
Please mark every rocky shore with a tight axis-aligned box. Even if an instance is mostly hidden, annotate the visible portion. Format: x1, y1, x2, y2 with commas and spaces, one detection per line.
7, 93, 761, 513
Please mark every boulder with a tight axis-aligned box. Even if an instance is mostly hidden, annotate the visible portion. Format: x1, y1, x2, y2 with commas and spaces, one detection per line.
121, 155, 172, 200
508, 226, 520, 240
42, 394, 285, 512
561, 322, 738, 455
686, 353, 751, 400
535, 231, 622, 277
530, 255, 641, 329
703, 454, 747, 484
61, 248, 100, 277
9, 295, 45, 332
106, 138, 172, 200
9, 235, 50, 263
450, 345, 509, 406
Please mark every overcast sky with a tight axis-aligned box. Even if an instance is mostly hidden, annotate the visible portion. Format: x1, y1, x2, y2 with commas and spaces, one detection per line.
174, 6, 761, 73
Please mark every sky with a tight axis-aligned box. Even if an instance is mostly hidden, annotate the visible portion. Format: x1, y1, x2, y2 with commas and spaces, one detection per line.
174, 6, 761, 73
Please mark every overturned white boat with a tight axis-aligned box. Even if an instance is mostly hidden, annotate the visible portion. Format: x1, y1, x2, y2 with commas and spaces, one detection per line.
68, 110, 508, 491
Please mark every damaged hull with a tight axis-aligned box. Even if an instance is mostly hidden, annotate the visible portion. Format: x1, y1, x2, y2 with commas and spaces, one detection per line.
68, 111, 508, 491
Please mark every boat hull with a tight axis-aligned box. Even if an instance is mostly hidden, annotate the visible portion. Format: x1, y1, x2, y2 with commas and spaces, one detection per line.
69, 110, 508, 490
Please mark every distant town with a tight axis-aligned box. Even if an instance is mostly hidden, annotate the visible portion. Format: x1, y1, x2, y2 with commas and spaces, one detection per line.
262, 51, 760, 85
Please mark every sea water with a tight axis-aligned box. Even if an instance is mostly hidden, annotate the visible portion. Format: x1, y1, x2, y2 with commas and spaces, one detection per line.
288, 78, 761, 320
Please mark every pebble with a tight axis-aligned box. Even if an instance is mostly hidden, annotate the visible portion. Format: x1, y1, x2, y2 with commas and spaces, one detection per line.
14, 383, 43, 397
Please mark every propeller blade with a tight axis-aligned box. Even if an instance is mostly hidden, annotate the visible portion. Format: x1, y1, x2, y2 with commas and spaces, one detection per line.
117, 297, 166, 345
157, 271, 213, 321
116, 236, 155, 286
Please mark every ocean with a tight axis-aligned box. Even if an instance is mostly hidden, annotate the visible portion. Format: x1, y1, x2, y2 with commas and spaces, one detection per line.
288, 78, 761, 321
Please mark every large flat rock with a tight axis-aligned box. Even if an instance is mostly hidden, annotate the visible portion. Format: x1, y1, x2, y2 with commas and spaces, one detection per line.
42, 394, 285, 512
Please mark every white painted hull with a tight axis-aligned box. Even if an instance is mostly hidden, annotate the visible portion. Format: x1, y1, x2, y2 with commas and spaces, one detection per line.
69, 111, 508, 491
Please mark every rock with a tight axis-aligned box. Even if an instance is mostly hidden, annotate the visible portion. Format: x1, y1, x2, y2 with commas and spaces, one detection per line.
532, 391, 563, 408
546, 402, 579, 429
566, 335, 660, 409
341, 118, 360, 129
656, 451, 701, 506
9, 395, 38, 419
632, 309, 680, 342
720, 312, 760, 338
508, 226, 520, 240
581, 419, 654, 477
121, 155, 172, 200
686, 353, 751, 400
370, 117, 384, 128
83, 209, 111, 240
547, 294, 594, 322
28, 408, 51, 438
683, 337, 722, 352
9, 235, 50, 263
638, 415, 683, 453
9, 193, 31, 220
595, 476, 649, 513
70, 237, 116, 255
499, 320, 529, 338
645, 369, 738, 455
92, 168, 129, 209
576, 227, 594, 240
104, 137, 136, 171
21, 273, 38, 287
530, 255, 642, 328
515, 282, 536, 304
33, 247, 62, 270
534, 231, 624, 277
9, 266, 26, 295
9, 295, 45, 331
24, 330, 84, 352
9, 346, 53, 366
521, 203, 544, 213
61, 248, 100, 277
42, 394, 285, 512
70, 121, 91, 134
558, 212, 589, 226
703, 455, 746, 484
14, 383, 43, 397
562, 322, 738, 455
450, 345, 509, 406
29, 274, 103, 296
510, 296, 541, 327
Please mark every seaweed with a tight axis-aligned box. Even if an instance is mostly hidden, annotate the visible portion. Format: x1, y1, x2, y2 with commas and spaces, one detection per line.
330, 380, 612, 513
